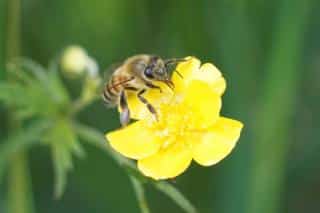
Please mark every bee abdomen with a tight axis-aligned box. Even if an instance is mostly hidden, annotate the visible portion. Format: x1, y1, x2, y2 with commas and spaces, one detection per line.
102, 86, 118, 107
103, 75, 125, 106
102, 90, 114, 105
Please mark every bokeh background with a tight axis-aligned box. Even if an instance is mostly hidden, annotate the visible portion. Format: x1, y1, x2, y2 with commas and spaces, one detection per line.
1, 0, 320, 213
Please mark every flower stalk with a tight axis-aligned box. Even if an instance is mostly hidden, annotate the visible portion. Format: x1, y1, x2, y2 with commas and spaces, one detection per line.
5, 0, 35, 212
8, 154, 35, 213
0, 0, 5, 79
129, 175, 150, 213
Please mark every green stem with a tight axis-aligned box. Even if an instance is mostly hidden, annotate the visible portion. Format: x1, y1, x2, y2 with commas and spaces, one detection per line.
8, 154, 35, 213
0, 0, 5, 79
129, 175, 151, 213
70, 95, 99, 116
152, 181, 197, 213
6, 0, 35, 212
6, 0, 20, 60
248, 0, 312, 213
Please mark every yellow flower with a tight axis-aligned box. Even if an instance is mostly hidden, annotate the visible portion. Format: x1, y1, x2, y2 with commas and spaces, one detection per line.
106, 57, 243, 180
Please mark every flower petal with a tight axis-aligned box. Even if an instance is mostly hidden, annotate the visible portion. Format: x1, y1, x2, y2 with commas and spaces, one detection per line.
172, 58, 226, 95
172, 57, 201, 93
138, 143, 192, 180
121, 82, 174, 120
192, 117, 243, 166
197, 63, 226, 95
182, 81, 222, 128
106, 121, 161, 160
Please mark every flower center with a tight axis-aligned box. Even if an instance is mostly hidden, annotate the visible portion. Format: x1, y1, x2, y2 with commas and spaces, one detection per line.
146, 96, 200, 149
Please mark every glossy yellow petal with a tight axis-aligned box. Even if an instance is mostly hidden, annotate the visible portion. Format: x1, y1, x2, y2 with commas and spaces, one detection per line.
192, 117, 243, 166
121, 82, 174, 120
198, 63, 226, 95
106, 121, 161, 160
182, 81, 221, 128
172, 57, 201, 93
138, 143, 192, 180
172, 58, 226, 95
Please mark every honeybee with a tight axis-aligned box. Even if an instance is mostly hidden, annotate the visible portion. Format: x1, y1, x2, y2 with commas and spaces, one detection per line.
102, 54, 184, 126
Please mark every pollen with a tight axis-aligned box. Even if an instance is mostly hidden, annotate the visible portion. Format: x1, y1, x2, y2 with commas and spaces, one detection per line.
153, 102, 194, 149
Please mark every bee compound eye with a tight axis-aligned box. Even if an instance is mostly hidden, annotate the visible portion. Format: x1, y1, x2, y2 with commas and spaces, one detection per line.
144, 67, 154, 78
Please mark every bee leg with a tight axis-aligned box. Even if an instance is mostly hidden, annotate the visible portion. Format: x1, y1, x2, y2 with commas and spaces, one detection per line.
137, 89, 158, 121
119, 90, 130, 127
146, 82, 162, 93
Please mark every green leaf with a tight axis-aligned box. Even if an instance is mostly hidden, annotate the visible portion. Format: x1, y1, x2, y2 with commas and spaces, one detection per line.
47, 65, 70, 105
45, 119, 85, 198
6, 64, 34, 84
7, 58, 70, 109
0, 66, 66, 120
0, 120, 51, 183
13, 58, 48, 83
0, 80, 57, 119
52, 139, 73, 198
20, 58, 70, 105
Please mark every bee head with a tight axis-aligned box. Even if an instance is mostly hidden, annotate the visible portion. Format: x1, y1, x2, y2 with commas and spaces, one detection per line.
143, 56, 174, 89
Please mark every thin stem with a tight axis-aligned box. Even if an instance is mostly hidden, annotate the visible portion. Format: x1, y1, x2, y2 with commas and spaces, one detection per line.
153, 181, 197, 213
6, 0, 35, 212
70, 95, 99, 116
129, 175, 151, 213
8, 154, 35, 213
5, 0, 20, 60
0, 0, 5, 79
71, 98, 90, 115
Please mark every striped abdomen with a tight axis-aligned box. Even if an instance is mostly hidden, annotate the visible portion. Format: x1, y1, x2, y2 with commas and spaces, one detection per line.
102, 74, 133, 107
102, 76, 121, 106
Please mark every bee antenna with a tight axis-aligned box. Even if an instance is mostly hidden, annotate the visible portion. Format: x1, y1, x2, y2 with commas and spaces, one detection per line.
173, 70, 183, 79
164, 58, 187, 66
164, 58, 186, 79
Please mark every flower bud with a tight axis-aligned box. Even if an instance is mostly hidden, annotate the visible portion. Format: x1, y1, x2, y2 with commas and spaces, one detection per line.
61, 46, 89, 77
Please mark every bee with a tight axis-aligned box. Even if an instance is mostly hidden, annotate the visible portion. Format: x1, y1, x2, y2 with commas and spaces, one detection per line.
102, 54, 184, 126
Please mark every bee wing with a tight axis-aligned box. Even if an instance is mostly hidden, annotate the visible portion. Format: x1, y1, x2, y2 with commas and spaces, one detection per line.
109, 76, 135, 90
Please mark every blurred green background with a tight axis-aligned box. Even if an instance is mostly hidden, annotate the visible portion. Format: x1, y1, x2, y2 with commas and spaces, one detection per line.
1, 0, 320, 213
